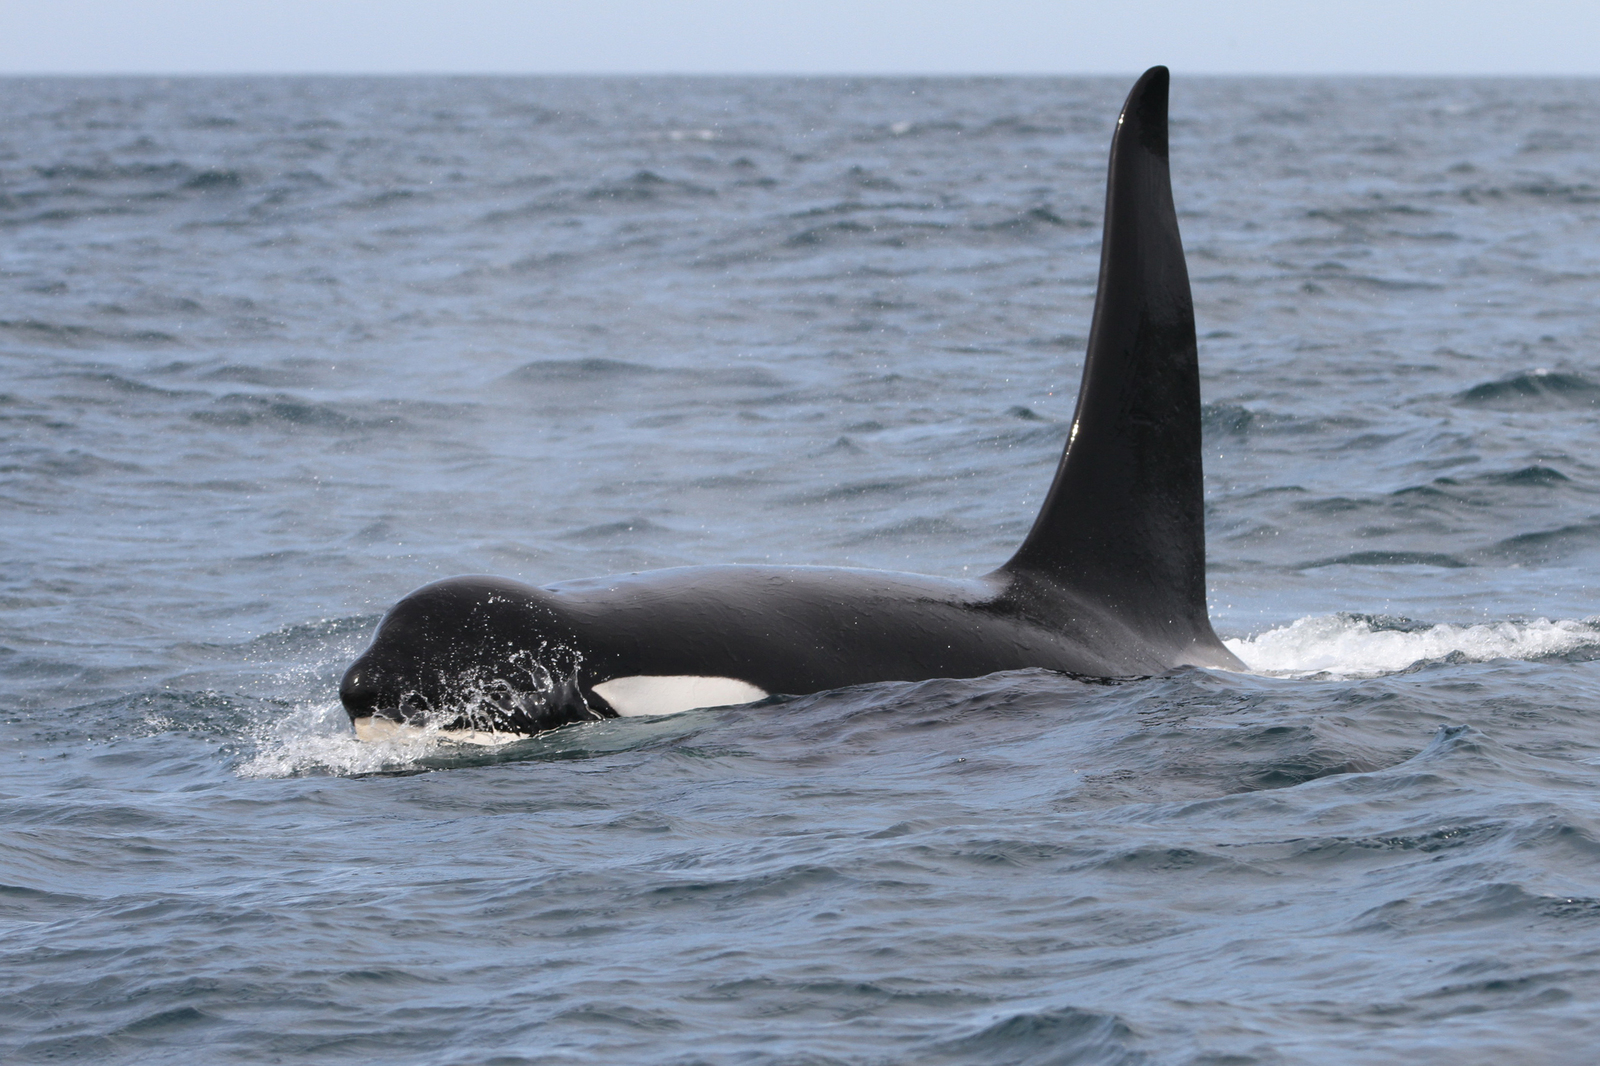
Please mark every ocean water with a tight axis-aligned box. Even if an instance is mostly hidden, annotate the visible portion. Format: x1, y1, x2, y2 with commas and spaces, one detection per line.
4, 74, 1600, 1064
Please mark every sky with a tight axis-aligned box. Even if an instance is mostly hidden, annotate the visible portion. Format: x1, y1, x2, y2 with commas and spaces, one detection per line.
0, 0, 1597, 76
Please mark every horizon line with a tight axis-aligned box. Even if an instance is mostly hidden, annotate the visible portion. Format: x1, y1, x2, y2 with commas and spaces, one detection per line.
3, 69, 1599, 79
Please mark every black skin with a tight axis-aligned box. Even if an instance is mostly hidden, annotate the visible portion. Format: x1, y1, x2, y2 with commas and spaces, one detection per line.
339, 564, 1243, 734
339, 67, 1247, 736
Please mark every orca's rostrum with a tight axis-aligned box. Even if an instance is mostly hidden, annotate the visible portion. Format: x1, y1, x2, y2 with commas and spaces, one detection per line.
339, 67, 1245, 742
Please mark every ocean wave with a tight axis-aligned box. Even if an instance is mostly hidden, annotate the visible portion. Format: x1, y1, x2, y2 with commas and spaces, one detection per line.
1299, 550, 1470, 569
1458, 369, 1600, 409
502, 358, 785, 390
584, 169, 717, 204
1, 321, 181, 348
190, 393, 401, 431
783, 217, 949, 248
927, 1006, 1140, 1066
1484, 519, 1600, 565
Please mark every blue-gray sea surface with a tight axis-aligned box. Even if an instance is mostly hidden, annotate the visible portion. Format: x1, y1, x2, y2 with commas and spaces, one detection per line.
4, 75, 1600, 1065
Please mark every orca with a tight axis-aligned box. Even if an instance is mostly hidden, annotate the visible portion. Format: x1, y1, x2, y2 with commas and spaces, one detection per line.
339, 66, 1245, 742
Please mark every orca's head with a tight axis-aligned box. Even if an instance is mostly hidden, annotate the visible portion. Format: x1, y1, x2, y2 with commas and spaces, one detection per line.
339, 577, 607, 740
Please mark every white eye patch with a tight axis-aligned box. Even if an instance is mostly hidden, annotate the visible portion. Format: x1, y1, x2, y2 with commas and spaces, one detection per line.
591, 675, 768, 717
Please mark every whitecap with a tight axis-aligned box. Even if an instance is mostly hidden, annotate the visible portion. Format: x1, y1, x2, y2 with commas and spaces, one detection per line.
1226, 614, 1600, 678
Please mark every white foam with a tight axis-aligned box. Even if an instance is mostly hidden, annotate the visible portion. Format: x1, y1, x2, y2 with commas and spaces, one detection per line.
1226, 614, 1600, 678
237, 701, 521, 779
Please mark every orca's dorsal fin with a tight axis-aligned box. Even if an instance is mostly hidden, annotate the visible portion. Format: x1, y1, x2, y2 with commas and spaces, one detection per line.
1002, 67, 1226, 660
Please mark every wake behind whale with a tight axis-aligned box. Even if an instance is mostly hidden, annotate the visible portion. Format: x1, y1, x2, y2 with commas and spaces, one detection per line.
339, 67, 1244, 742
